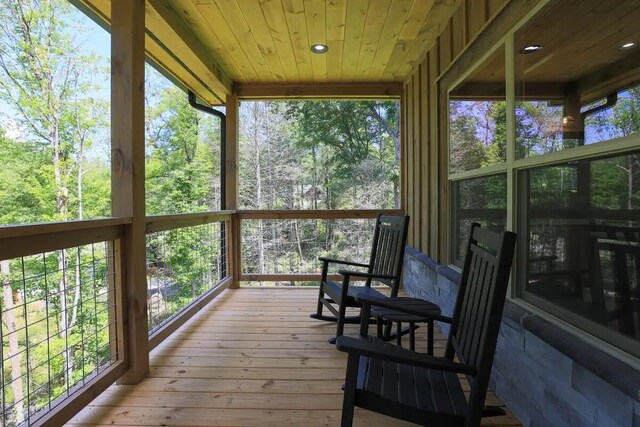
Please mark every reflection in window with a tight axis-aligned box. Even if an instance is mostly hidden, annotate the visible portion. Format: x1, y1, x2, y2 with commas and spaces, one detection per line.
520, 152, 640, 353
515, 101, 570, 158
514, 0, 640, 160
451, 174, 507, 265
449, 100, 507, 173
585, 85, 640, 145
449, 47, 505, 174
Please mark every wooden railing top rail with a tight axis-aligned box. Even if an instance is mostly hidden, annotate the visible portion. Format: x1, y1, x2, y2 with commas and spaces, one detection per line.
145, 210, 234, 233
0, 217, 132, 239
236, 209, 404, 220
0, 217, 131, 261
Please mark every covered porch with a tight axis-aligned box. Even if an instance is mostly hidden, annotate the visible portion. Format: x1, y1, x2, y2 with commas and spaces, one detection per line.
1, 0, 640, 426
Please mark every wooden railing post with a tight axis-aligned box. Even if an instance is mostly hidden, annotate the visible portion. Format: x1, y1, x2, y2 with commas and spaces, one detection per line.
225, 93, 240, 288
111, 0, 148, 384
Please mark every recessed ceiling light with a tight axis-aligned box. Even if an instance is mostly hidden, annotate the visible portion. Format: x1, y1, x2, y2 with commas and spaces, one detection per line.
519, 44, 543, 54
310, 44, 328, 54
620, 42, 637, 50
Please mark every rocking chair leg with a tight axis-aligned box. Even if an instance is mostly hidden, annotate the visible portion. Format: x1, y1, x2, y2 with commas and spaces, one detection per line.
409, 322, 415, 352
341, 354, 359, 427
314, 283, 325, 317
336, 303, 347, 339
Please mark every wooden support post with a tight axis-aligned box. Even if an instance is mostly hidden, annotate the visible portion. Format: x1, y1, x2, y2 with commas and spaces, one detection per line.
225, 93, 240, 288
111, 0, 148, 384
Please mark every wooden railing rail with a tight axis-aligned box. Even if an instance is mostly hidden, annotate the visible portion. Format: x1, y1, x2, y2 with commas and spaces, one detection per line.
235, 209, 405, 285
236, 208, 403, 220
0, 217, 131, 261
145, 210, 234, 233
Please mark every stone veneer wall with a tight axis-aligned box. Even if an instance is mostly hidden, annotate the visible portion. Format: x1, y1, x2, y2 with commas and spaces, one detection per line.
402, 246, 640, 427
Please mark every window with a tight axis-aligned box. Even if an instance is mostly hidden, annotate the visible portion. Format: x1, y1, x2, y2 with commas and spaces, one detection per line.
448, 0, 640, 356
518, 152, 640, 355
449, 47, 507, 264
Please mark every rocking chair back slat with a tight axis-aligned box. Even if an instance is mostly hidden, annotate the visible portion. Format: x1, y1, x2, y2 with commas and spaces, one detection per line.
446, 223, 516, 425
369, 215, 409, 291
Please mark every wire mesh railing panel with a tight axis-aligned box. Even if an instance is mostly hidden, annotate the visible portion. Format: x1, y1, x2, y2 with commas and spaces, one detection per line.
1, 243, 117, 427
146, 221, 227, 334
241, 218, 377, 283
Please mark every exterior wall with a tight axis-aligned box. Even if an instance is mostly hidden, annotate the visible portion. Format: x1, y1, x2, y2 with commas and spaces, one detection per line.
402, 1, 640, 425
403, 247, 640, 427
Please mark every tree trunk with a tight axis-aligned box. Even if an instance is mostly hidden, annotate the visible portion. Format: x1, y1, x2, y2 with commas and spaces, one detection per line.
253, 105, 264, 275
1, 260, 25, 424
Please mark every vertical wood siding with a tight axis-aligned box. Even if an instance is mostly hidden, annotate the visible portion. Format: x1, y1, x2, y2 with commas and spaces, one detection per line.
401, 0, 509, 260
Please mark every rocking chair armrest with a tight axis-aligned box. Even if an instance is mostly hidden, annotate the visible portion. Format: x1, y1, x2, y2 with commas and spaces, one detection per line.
353, 294, 450, 322
337, 270, 396, 281
336, 336, 477, 375
318, 257, 370, 269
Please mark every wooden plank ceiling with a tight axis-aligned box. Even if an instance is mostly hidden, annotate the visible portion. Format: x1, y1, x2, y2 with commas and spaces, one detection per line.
77, 0, 460, 104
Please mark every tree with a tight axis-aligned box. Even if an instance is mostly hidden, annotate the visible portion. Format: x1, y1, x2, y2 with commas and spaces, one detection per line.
0, 1, 107, 417
449, 101, 486, 173
286, 100, 399, 209
145, 78, 220, 215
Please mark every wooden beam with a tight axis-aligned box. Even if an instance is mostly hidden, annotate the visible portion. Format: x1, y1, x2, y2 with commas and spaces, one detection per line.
576, 52, 640, 103
225, 93, 240, 288
236, 83, 403, 99
147, 0, 233, 100
0, 223, 125, 261
225, 93, 239, 211
111, 0, 148, 384
0, 217, 130, 239
439, 0, 537, 89
450, 82, 568, 99
239, 274, 371, 283
145, 211, 234, 234
236, 209, 403, 220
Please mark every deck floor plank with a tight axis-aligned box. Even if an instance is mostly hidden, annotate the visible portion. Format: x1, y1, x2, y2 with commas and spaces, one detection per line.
70, 288, 521, 426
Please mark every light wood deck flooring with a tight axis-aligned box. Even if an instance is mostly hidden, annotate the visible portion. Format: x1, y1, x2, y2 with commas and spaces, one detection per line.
70, 288, 522, 426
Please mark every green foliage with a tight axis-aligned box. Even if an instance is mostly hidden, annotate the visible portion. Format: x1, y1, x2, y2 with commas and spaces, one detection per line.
145, 82, 221, 215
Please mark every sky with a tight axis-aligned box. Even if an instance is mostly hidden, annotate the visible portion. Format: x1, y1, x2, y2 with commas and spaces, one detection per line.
0, 2, 178, 160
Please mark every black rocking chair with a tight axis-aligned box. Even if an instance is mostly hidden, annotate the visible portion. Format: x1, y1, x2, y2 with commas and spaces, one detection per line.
336, 224, 516, 427
310, 214, 410, 343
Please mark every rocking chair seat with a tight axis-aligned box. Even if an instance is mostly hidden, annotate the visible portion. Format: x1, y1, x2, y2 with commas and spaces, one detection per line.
339, 336, 468, 426
322, 280, 388, 307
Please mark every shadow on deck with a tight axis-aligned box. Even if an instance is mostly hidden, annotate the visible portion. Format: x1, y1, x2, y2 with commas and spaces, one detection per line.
71, 288, 521, 426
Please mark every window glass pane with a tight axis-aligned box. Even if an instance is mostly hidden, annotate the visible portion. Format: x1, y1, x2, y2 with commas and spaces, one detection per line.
451, 174, 507, 265
584, 86, 640, 145
515, 1, 640, 159
449, 48, 506, 174
520, 152, 640, 354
